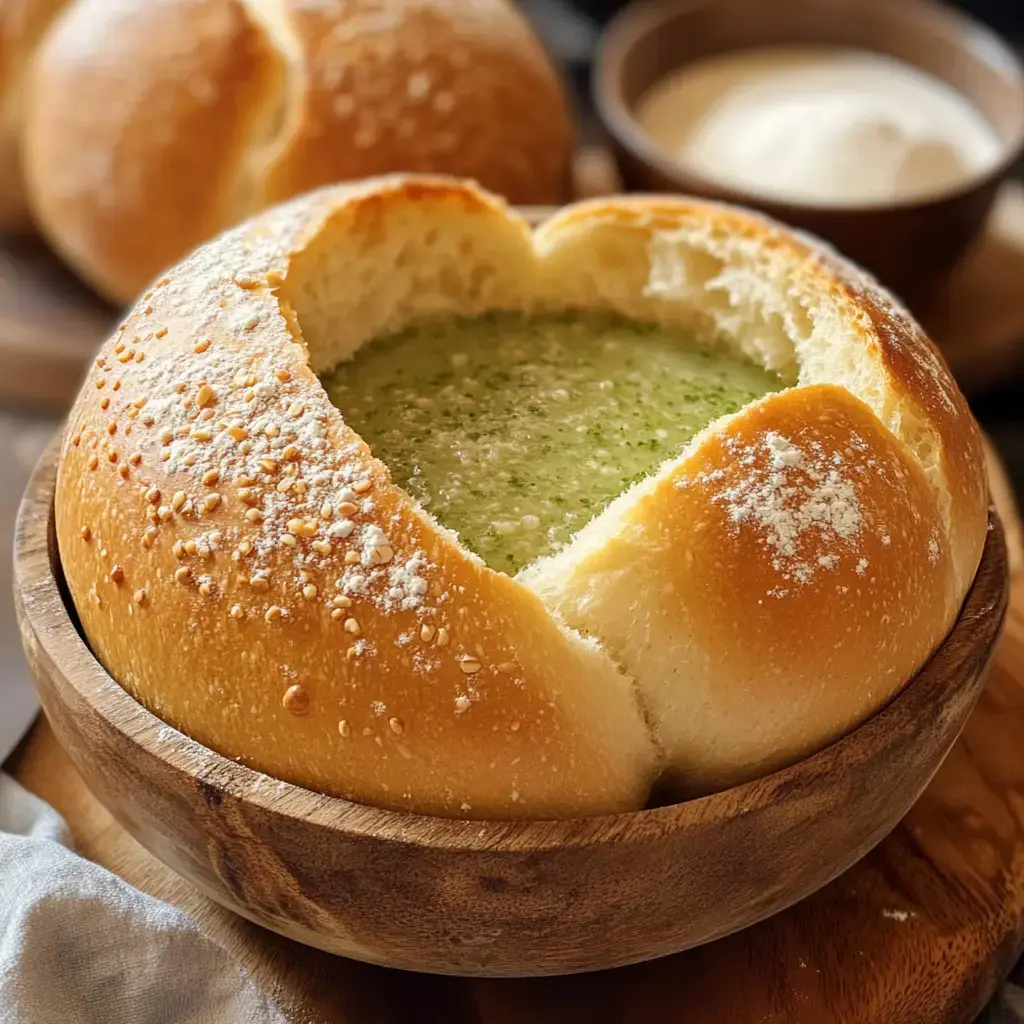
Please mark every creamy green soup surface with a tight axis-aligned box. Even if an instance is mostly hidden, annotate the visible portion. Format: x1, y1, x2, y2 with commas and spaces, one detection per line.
320, 311, 781, 573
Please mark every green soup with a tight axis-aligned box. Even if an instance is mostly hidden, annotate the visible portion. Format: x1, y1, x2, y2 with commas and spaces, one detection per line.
320, 311, 781, 573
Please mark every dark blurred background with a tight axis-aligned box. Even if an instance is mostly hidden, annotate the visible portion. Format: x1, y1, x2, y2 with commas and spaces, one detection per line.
524, 0, 1024, 500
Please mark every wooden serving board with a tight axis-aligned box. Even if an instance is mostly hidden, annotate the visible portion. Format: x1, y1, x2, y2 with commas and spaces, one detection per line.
3, 171, 1024, 410
3, 442, 1022, 1023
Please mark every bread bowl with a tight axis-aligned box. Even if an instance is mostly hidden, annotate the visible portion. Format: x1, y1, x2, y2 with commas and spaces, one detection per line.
20, 0, 572, 303
54, 175, 988, 821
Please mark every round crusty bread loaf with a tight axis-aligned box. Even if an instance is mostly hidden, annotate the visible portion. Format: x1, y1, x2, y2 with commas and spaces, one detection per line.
0, 0, 73, 231
55, 176, 988, 819
22, 0, 572, 304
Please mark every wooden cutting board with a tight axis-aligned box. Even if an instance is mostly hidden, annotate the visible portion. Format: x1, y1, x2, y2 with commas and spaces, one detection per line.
3, 171, 1024, 410
5, 441, 1023, 1024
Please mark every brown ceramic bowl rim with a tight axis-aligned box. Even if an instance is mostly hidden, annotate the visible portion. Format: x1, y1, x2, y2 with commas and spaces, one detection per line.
595, 0, 1024, 214
16, 436, 1009, 856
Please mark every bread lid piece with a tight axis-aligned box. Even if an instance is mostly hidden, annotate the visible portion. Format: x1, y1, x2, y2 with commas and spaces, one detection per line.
55, 176, 987, 818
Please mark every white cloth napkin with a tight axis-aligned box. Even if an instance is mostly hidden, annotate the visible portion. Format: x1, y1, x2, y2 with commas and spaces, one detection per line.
0, 773, 284, 1024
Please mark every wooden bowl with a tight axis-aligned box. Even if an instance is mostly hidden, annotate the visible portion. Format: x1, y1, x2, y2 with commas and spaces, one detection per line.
14, 441, 1009, 976
595, 0, 1024, 291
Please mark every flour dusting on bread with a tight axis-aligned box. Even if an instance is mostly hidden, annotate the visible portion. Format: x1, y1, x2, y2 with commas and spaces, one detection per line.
701, 430, 864, 585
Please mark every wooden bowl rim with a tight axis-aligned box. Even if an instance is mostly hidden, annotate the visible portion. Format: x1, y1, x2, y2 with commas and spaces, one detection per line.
17, 438, 1008, 854
594, 0, 1024, 214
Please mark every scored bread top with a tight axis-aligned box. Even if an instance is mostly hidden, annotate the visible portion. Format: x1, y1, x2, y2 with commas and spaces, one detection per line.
56, 176, 987, 819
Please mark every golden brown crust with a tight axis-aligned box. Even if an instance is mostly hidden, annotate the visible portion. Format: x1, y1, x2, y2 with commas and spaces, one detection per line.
834, 276, 988, 594
21, 0, 573, 304
55, 176, 988, 817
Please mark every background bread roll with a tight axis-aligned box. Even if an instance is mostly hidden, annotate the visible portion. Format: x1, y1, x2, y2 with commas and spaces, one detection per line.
0, 0, 72, 231
21, 0, 573, 304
